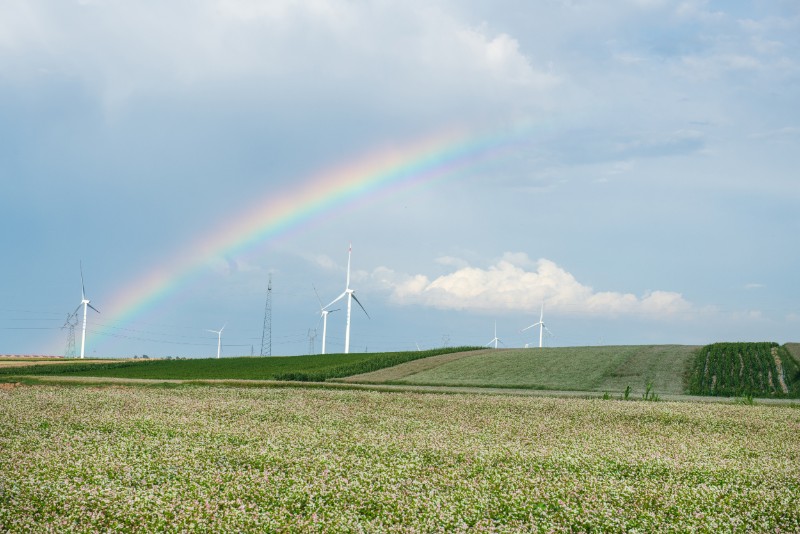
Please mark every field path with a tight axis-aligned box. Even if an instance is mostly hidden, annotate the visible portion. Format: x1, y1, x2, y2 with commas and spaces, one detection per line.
773, 347, 789, 394
336, 348, 501, 383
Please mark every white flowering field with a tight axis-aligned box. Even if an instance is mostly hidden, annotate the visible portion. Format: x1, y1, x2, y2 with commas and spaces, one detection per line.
1, 384, 799, 532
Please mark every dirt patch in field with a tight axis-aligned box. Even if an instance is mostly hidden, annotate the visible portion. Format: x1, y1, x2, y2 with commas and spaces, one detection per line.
336, 348, 504, 383
0, 382, 23, 390
772, 347, 789, 394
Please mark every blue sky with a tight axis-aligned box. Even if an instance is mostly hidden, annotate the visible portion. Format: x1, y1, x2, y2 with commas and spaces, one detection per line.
2, 0, 798, 357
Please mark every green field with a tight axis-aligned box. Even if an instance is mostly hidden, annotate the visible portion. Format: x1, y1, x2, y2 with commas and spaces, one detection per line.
787, 343, 800, 364
1, 384, 798, 531
349, 345, 697, 396
0, 348, 478, 382
687, 342, 800, 398
7, 344, 800, 400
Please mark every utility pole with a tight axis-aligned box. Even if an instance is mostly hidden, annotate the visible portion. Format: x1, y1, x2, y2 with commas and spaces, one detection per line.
260, 274, 272, 356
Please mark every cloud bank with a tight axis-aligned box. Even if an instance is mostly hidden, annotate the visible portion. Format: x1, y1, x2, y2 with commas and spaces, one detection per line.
373, 253, 691, 318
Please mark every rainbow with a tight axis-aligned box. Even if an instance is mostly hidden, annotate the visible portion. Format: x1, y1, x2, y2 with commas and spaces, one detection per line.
61, 124, 531, 354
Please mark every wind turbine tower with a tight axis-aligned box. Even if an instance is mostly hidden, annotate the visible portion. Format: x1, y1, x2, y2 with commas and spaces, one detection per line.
72, 263, 100, 359
522, 303, 552, 348
486, 321, 502, 349
313, 284, 339, 355
208, 325, 225, 359
325, 243, 369, 354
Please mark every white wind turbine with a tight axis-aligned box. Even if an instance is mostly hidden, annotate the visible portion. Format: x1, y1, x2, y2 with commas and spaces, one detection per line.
324, 243, 369, 354
72, 262, 100, 359
207, 324, 225, 359
313, 284, 339, 355
521, 303, 552, 348
486, 321, 503, 349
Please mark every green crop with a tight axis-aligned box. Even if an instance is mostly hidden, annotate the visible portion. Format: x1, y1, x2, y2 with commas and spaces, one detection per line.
688, 342, 800, 398
0, 347, 481, 382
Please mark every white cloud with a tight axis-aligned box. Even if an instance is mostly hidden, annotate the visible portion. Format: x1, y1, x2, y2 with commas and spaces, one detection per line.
374, 254, 691, 318
308, 254, 338, 271
748, 127, 800, 140
744, 283, 764, 290
0, 0, 557, 112
435, 256, 470, 269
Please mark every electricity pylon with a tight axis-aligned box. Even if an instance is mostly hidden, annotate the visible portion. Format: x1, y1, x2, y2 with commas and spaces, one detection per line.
260, 274, 272, 356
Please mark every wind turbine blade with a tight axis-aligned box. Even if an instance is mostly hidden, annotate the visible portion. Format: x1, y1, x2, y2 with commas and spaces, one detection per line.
544, 326, 554, 336
72, 304, 82, 316
80, 261, 86, 300
312, 284, 324, 308
220, 324, 226, 332
346, 243, 352, 289
485, 340, 494, 347
351, 293, 369, 319
324, 291, 347, 310
87, 303, 100, 314
521, 324, 537, 332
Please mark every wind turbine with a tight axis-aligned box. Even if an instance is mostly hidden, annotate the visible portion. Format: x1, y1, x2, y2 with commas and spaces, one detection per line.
324, 243, 369, 354
521, 303, 552, 348
313, 284, 339, 355
73, 262, 100, 359
207, 324, 225, 359
486, 321, 503, 349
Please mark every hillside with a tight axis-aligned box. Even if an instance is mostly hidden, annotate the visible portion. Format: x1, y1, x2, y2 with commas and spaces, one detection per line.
342, 345, 697, 396
786, 343, 800, 364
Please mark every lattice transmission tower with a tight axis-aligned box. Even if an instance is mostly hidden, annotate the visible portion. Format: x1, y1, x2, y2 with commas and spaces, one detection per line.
307, 328, 317, 355
260, 274, 272, 356
62, 312, 79, 358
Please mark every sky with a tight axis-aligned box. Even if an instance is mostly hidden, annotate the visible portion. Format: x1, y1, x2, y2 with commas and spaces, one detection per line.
1, 0, 798, 358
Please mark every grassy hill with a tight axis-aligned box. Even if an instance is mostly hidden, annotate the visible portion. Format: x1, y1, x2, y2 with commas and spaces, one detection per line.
0, 348, 479, 382
343, 345, 698, 396
687, 342, 800, 398
786, 343, 800, 364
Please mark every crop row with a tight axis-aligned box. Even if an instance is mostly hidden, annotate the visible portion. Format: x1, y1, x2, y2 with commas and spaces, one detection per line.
687, 342, 800, 398
1, 385, 799, 531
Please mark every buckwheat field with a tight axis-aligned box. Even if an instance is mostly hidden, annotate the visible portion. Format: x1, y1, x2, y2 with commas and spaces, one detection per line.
1, 385, 798, 532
